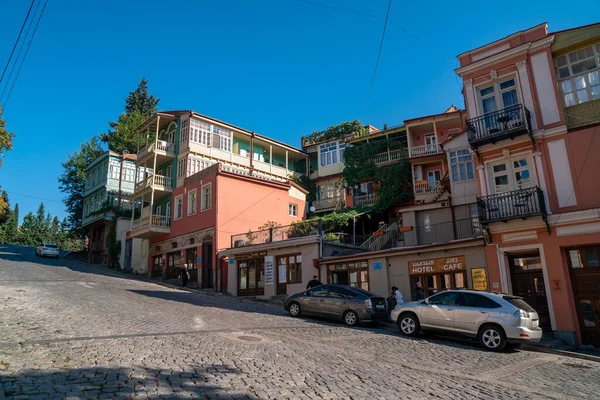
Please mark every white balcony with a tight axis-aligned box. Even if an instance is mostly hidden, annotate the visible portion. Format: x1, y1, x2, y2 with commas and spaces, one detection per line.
371, 148, 409, 165
130, 215, 171, 239
408, 144, 443, 158
134, 174, 173, 199
414, 180, 444, 203
137, 140, 175, 165
354, 194, 377, 207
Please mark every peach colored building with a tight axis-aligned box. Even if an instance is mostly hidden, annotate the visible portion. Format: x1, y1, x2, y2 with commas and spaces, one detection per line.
129, 110, 308, 292
455, 22, 600, 346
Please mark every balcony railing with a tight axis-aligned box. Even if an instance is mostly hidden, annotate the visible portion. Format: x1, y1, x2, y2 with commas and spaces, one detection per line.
138, 140, 175, 160
354, 193, 376, 207
313, 196, 342, 210
134, 174, 172, 193
371, 148, 409, 165
414, 180, 442, 194
398, 218, 482, 247
467, 104, 532, 146
477, 187, 547, 223
231, 220, 320, 247
131, 214, 171, 232
409, 144, 443, 158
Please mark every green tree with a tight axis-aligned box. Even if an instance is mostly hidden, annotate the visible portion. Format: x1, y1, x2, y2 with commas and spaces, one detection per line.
100, 78, 160, 154
0, 203, 18, 244
0, 106, 15, 166
58, 137, 104, 236
0, 190, 9, 224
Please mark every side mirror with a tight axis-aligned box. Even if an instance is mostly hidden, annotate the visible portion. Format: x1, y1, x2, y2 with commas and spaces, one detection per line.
420, 300, 428, 305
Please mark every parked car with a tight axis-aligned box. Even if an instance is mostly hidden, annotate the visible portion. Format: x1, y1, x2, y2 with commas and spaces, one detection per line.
391, 289, 542, 351
284, 284, 388, 326
35, 242, 60, 258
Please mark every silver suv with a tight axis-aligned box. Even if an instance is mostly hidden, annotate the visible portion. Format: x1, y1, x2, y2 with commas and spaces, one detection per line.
391, 290, 542, 351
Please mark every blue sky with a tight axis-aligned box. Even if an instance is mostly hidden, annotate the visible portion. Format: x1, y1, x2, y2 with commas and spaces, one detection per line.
0, 0, 597, 223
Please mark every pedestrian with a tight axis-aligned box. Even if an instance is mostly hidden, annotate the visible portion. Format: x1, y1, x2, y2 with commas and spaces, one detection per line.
391, 286, 404, 305
414, 280, 426, 301
179, 264, 190, 288
306, 275, 322, 289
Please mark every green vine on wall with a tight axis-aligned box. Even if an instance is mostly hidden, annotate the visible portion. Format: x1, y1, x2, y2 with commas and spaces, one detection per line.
302, 120, 366, 146
342, 138, 412, 213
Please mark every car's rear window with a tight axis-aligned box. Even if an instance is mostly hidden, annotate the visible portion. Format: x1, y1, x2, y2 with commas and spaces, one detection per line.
349, 287, 377, 297
45, 244, 58, 248
503, 296, 535, 312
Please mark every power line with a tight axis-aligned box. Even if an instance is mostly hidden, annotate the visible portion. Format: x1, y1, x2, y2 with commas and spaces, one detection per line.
365, 0, 392, 108
0, 0, 42, 103
2, 190, 63, 204
297, 0, 380, 19
2, 0, 49, 110
0, 0, 36, 88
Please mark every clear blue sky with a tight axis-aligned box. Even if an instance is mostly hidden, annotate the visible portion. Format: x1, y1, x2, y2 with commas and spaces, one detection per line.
0, 0, 596, 223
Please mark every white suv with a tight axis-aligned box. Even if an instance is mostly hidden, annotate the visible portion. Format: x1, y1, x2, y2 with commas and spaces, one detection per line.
391, 289, 542, 351
36, 242, 60, 258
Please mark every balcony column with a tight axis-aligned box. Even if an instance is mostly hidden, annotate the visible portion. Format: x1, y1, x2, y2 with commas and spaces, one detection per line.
269, 144, 273, 172
250, 133, 254, 170
406, 126, 412, 157
464, 79, 478, 119
516, 60, 537, 131
386, 134, 391, 162
533, 152, 551, 214
285, 150, 289, 172
477, 165, 488, 197
433, 119, 439, 149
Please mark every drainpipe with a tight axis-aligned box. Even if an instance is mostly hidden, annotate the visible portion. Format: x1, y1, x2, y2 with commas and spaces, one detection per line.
118, 155, 124, 208
449, 197, 457, 239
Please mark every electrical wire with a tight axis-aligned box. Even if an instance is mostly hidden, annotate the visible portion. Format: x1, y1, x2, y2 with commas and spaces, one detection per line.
2, 0, 49, 110
365, 0, 392, 109
0, 0, 37, 88
2, 190, 63, 204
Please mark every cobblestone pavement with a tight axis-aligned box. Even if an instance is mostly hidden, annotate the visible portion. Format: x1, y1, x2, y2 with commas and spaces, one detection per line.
1, 244, 599, 399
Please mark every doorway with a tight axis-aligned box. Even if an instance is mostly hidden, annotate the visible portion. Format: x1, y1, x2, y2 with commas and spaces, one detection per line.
508, 253, 551, 330
238, 258, 265, 297
202, 239, 213, 289
427, 170, 441, 187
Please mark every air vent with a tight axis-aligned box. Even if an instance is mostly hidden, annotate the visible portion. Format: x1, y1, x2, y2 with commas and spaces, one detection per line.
441, 201, 449, 207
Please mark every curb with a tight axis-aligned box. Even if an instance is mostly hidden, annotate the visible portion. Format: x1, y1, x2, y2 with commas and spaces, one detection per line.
517, 343, 600, 363
64, 257, 287, 312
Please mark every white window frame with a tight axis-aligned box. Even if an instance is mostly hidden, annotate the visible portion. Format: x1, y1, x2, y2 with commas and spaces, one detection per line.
319, 141, 339, 167
423, 213, 431, 233
555, 43, 600, 107
201, 183, 212, 212
177, 159, 186, 178
155, 205, 161, 216
487, 154, 536, 194
476, 75, 521, 115
450, 149, 476, 182
289, 203, 298, 217
165, 201, 171, 218
174, 195, 183, 220
188, 189, 197, 216
165, 165, 172, 180
213, 125, 232, 152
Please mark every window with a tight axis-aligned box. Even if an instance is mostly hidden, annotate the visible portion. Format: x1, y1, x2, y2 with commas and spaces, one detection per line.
459, 293, 501, 308
213, 125, 232, 152
423, 214, 431, 233
188, 189, 197, 215
319, 141, 344, 167
328, 286, 354, 299
177, 159, 186, 178
471, 204, 481, 234
278, 254, 302, 284
187, 157, 213, 177
490, 157, 533, 193
165, 165, 172, 179
201, 183, 212, 211
174, 195, 183, 220
289, 203, 298, 217
155, 205, 161, 216
556, 44, 600, 106
124, 167, 134, 182
190, 119, 212, 147
309, 285, 328, 297
165, 201, 171, 217
450, 149, 475, 182
109, 163, 119, 179
180, 118, 189, 144
567, 246, 600, 269
428, 291, 459, 306
478, 77, 519, 115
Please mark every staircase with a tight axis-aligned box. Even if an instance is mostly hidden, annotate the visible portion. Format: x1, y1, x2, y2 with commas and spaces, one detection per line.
417, 173, 450, 204
361, 221, 399, 252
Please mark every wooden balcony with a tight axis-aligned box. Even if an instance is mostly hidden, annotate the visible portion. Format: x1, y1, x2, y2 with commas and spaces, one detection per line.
408, 144, 443, 158
312, 196, 343, 211
467, 104, 532, 147
137, 140, 175, 165
134, 174, 173, 199
477, 187, 548, 224
354, 193, 377, 207
371, 148, 409, 165
130, 215, 171, 239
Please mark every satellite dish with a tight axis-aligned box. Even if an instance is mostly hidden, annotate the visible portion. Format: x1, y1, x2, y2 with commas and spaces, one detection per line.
310, 206, 316, 212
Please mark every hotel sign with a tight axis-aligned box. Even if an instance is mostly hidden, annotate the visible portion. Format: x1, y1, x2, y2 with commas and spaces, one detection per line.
234, 251, 267, 260
409, 256, 466, 275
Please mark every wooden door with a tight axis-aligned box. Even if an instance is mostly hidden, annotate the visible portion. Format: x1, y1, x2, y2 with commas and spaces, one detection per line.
276, 257, 287, 295
511, 271, 551, 329
576, 298, 600, 347
202, 241, 213, 288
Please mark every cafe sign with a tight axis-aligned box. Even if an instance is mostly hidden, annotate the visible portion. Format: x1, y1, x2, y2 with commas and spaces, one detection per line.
234, 251, 267, 260
409, 256, 466, 275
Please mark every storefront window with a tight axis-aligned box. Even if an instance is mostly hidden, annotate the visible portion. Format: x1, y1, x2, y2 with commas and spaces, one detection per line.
511, 255, 542, 271
567, 246, 600, 269
409, 256, 469, 299
277, 254, 302, 284
454, 272, 466, 289
327, 260, 369, 291
239, 262, 247, 290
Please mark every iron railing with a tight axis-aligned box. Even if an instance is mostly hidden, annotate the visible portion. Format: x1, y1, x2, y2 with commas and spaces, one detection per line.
313, 196, 342, 210
231, 220, 321, 247
476, 186, 547, 223
354, 193, 376, 207
397, 218, 482, 247
466, 104, 531, 145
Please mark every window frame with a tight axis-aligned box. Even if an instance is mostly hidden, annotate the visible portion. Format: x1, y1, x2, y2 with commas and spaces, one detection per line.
566, 246, 600, 269
177, 159, 186, 178
289, 203, 298, 217
450, 148, 475, 182
319, 141, 343, 167
201, 183, 212, 212
476, 75, 520, 115
187, 189, 197, 216
174, 195, 183, 220
555, 43, 600, 107
427, 291, 460, 306
278, 254, 302, 285
488, 155, 535, 194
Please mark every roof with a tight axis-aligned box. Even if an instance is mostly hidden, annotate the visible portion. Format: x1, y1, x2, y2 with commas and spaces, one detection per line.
456, 22, 548, 58
404, 107, 465, 124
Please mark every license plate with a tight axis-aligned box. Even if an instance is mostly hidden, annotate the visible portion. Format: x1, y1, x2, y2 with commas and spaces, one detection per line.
375, 304, 385, 309
532, 320, 539, 327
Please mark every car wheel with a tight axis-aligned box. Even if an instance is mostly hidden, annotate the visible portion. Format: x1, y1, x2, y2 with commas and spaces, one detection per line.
288, 302, 301, 317
397, 313, 420, 337
479, 325, 507, 351
343, 310, 359, 326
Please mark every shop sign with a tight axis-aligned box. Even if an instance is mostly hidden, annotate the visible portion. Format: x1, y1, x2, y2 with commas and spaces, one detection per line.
409, 256, 466, 275
372, 262, 382, 270
471, 267, 487, 291
234, 251, 267, 260
264, 256, 274, 285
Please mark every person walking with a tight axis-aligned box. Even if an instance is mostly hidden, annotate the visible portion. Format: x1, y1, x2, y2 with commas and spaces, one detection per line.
306, 275, 322, 289
392, 286, 404, 305
179, 264, 190, 288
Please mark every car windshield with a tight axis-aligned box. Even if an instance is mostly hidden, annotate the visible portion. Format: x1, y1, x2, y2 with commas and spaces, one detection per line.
503, 296, 535, 312
45, 244, 58, 248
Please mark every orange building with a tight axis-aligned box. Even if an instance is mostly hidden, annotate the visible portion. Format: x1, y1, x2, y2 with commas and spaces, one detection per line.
455, 22, 600, 346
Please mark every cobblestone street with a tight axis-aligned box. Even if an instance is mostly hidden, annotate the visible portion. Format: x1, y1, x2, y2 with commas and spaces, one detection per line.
1, 245, 599, 399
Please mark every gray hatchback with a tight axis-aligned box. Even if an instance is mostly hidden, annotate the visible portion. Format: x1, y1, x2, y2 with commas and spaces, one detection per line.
284, 284, 388, 326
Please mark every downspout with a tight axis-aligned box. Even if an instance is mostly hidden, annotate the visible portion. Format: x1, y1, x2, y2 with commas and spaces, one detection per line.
118, 155, 124, 208
449, 198, 457, 239
215, 167, 220, 292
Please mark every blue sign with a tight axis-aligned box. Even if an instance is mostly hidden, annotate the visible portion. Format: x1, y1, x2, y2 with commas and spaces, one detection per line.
197, 256, 202, 263
228, 258, 235, 265
373, 262, 383, 270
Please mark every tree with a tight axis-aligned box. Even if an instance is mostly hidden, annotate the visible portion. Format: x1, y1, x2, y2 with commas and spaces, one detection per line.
58, 137, 104, 236
100, 78, 160, 154
0, 204, 18, 244
0, 190, 9, 224
0, 106, 15, 166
